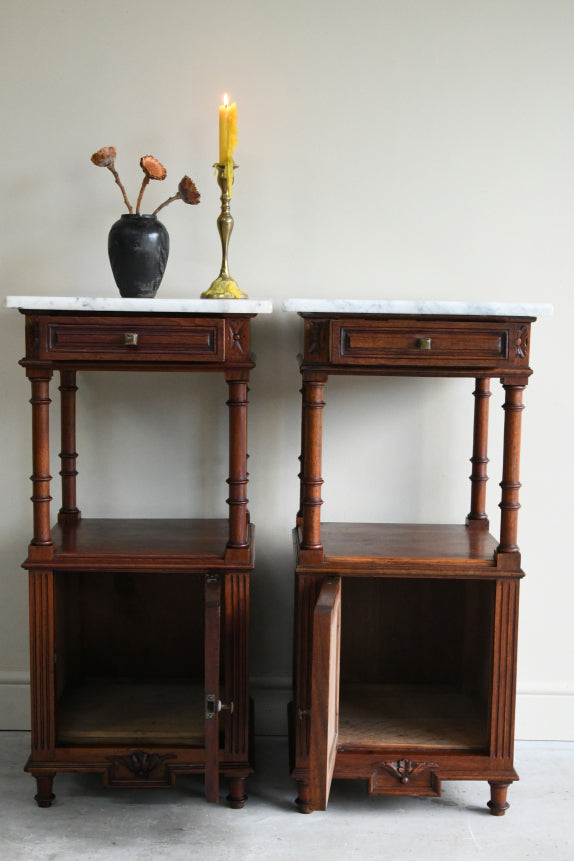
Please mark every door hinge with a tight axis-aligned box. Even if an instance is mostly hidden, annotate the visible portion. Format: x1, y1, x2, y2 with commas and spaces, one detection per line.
206, 694, 234, 719
298, 707, 311, 719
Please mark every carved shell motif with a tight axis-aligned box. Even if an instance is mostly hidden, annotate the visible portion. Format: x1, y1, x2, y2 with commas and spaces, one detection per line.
379, 759, 438, 784
114, 750, 173, 779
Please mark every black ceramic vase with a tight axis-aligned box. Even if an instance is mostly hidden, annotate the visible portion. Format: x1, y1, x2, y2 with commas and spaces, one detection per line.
108, 214, 169, 298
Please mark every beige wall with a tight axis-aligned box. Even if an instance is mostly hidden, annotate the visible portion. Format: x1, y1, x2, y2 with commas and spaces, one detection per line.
0, 1, 571, 738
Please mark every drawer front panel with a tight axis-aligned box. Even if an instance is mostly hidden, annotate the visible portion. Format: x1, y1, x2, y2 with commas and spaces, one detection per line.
368, 760, 441, 796
40, 317, 224, 362
331, 321, 509, 366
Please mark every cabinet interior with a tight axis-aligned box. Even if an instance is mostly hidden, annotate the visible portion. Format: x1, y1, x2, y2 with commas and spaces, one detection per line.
54, 571, 217, 746
338, 577, 494, 750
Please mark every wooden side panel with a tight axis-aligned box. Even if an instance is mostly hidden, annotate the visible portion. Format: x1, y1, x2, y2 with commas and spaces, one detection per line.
204, 575, 221, 803
293, 573, 322, 765
224, 573, 249, 759
29, 570, 56, 756
490, 579, 520, 763
309, 576, 342, 811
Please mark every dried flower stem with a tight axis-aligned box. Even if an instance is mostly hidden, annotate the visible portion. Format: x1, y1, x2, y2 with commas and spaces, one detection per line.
135, 176, 150, 214
108, 165, 133, 213
152, 194, 179, 216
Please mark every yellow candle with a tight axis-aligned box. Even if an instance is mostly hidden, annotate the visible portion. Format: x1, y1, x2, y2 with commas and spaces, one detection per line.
219, 93, 237, 165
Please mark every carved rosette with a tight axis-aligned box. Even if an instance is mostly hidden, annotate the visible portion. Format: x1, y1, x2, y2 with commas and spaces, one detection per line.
304, 320, 328, 362
226, 319, 249, 360
25, 318, 41, 359
307, 322, 322, 355
514, 325, 529, 360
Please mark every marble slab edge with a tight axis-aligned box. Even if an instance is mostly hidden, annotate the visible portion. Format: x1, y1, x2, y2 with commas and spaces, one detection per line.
282, 298, 553, 317
4, 296, 273, 314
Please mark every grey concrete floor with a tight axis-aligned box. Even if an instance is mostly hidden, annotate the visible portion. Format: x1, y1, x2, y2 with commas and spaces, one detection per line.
1, 733, 572, 860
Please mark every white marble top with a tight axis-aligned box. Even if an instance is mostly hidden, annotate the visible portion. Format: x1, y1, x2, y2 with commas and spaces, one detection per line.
282, 298, 553, 317
4, 296, 273, 314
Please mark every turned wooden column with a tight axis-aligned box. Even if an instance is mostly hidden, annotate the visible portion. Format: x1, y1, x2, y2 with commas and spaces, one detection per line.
225, 371, 250, 560
58, 371, 81, 524
299, 373, 327, 563
496, 379, 527, 567
27, 367, 53, 556
467, 377, 491, 529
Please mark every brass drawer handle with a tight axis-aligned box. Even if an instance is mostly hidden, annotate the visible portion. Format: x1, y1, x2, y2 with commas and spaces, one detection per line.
417, 337, 432, 350
124, 333, 139, 346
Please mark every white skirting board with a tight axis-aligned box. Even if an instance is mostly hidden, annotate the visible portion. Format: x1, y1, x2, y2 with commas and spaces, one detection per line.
515, 690, 574, 743
0, 671, 30, 731
1, 674, 572, 740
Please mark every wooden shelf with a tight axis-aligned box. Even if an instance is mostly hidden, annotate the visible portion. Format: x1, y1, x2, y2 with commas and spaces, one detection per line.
296, 523, 502, 573
338, 684, 487, 751
24, 518, 255, 570
57, 679, 205, 746
324, 523, 497, 563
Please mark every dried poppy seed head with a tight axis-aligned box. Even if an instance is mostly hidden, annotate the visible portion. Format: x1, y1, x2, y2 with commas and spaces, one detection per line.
178, 176, 201, 205
91, 146, 117, 167
91, 146, 132, 211
140, 155, 167, 180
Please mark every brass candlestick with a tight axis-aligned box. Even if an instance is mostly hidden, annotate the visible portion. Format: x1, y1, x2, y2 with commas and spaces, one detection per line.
202, 163, 247, 299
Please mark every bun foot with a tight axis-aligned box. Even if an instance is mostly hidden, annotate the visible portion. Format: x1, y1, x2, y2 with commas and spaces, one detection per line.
487, 780, 511, 816
227, 777, 248, 809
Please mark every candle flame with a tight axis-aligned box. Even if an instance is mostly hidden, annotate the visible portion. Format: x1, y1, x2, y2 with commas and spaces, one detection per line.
223, 92, 229, 107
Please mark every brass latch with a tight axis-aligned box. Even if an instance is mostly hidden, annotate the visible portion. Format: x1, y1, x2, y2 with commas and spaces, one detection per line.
416, 337, 432, 350
206, 694, 234, 719
124, 332, 139, 346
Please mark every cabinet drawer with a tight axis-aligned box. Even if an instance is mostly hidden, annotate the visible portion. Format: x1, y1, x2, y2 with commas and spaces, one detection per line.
38, 316, 224, 362
368, 761, 441, 796
331, 320, 509, 367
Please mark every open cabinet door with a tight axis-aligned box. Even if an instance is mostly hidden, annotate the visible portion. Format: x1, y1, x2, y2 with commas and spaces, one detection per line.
204, 574, 221, 803
309, 576, 342, 811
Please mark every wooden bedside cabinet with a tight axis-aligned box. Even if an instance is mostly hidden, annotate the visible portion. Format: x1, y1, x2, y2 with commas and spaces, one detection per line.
7, 296, 272, 808
284, 299, 551, 815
